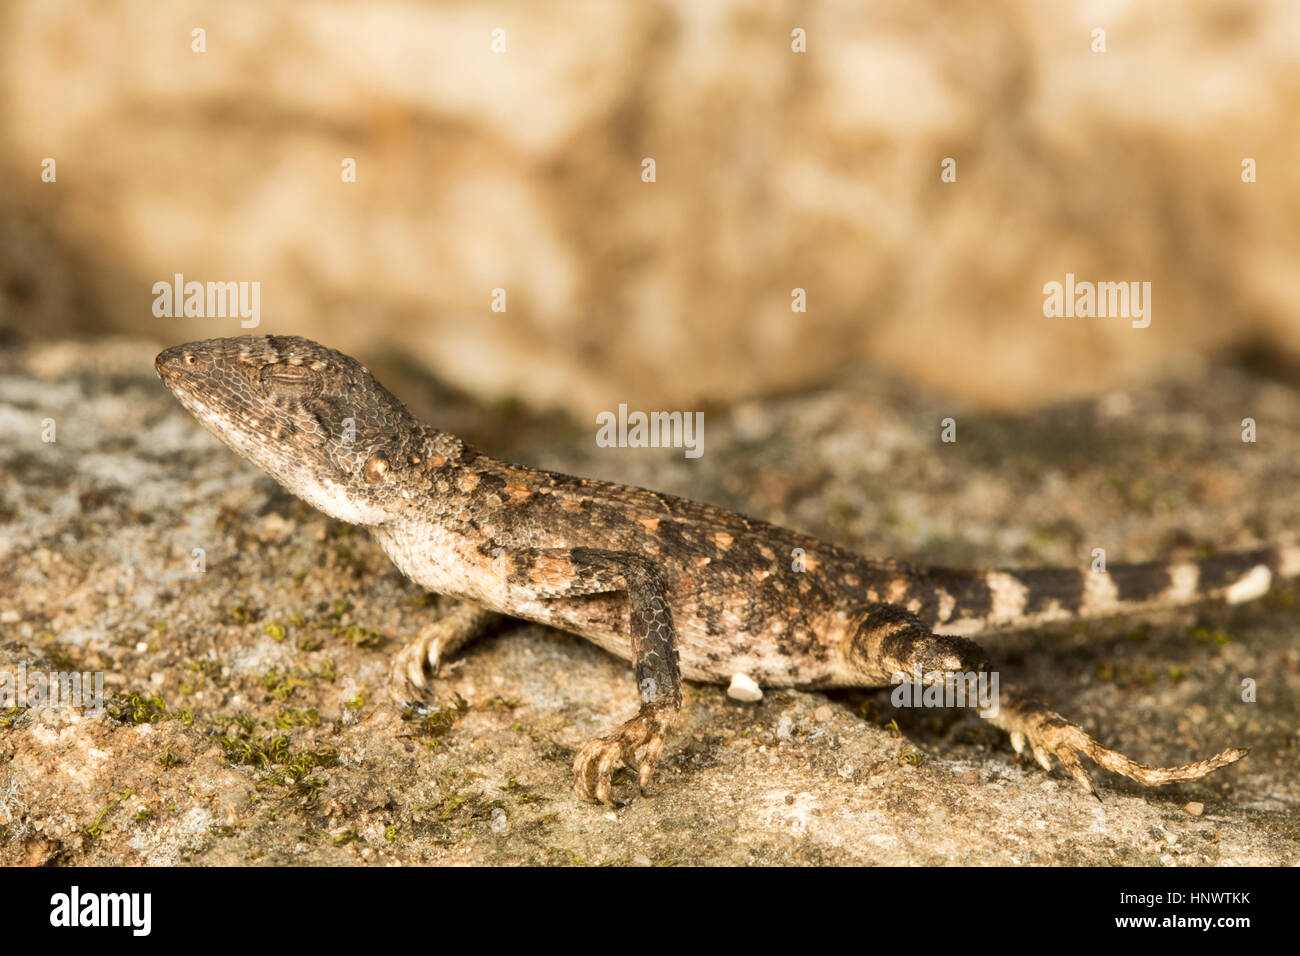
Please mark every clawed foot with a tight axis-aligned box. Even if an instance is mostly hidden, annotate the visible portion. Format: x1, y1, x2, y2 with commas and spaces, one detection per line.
1006, 707, 1105, 798
998, 696, 1247, 797
387, 601, 499, 712
573, 705, 676, 806
389, 631, 444, 711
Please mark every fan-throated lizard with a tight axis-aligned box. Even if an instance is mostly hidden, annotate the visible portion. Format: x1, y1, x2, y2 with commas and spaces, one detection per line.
156, 335, 1289, 805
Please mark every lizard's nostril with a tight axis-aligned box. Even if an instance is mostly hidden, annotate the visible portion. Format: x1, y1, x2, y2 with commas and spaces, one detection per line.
155, 345, 195, 377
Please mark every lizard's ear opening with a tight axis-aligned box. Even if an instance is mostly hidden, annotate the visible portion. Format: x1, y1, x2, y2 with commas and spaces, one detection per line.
259, 363, 322, 400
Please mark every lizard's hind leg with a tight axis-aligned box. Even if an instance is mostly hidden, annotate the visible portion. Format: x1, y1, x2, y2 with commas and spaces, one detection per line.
849, 603, 1247, 795
390, 599, 502, 710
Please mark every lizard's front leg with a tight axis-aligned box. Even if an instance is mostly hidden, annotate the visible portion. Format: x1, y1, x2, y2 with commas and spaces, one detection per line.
390, 599, 502, 709
506, 547, 681, 806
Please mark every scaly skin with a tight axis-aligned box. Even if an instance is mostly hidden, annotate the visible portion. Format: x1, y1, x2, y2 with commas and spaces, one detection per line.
156, 335, 1280, 804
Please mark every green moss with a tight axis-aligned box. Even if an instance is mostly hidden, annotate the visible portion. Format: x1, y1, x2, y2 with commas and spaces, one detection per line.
333, 828, 363, 846
84, 789, 133, 840
502, 777, 548, 804
295, 632, 324, 652
1191, 626, 1233, 646
412, 774, 507, 841
855, 698, 882, 723
215, 713, 256, 735
262, 622, 287, 642
399, 695, 469, 749
45, 645, 80, 672
283, 748, 339, 779
338, 624, 384, 648
217, 719, 338, 812
179, 657, 225, 695
108, 691, 171, 725
220, 732, 291, 768
259, 661, 336, 700
273, 707, 321, 728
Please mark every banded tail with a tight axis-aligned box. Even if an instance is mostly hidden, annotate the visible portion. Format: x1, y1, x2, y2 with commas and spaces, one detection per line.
898, 544, 1300, 636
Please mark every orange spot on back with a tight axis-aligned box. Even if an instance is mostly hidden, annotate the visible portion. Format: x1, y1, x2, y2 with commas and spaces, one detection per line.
503, 482, 532, 503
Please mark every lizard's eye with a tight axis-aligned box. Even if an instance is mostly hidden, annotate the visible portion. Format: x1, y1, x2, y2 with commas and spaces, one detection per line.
183, 352, 197, 366
363, 453, 390, 483
259, 363, 321, 400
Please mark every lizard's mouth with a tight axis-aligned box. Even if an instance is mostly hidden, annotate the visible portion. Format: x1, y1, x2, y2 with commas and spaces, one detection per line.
154, 348, 186, 393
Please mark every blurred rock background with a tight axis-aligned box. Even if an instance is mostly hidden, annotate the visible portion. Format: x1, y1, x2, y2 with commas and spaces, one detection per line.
1, 0, 1298, 417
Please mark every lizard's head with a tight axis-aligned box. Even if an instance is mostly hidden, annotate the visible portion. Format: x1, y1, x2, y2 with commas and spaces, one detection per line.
156, 335, 435, 527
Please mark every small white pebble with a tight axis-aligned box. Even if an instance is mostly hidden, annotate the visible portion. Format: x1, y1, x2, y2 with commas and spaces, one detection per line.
135, 642, 148, 652
1225, 565, 1271, 604
776, 714, 795, 740
0, 610, 20, 624
727, 673, 763, 702
1184, 802, 1204, 816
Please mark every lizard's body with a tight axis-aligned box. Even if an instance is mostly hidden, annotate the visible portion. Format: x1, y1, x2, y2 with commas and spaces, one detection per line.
157, 335, 1285, 804
373, 459, 1288, 688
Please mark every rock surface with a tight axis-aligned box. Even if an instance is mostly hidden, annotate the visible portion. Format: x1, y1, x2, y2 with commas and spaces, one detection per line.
1, 338, 1297, 865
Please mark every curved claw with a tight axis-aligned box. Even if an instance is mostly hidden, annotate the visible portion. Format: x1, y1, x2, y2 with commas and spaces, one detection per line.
573, 706, 675, 806
389, 633, 441, 710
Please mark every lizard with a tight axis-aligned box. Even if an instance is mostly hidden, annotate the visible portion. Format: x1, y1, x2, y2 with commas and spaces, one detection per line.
155, 334, 1292, 806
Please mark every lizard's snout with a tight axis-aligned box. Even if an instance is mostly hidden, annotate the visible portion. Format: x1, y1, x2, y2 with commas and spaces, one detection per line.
155, 344, 202, 383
